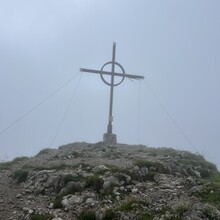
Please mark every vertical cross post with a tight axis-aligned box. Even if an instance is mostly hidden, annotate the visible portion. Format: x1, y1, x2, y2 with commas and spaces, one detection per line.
107, 42, 116, 134
80, 43, 144, 144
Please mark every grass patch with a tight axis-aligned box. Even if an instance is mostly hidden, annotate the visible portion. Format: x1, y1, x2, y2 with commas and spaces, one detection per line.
22, 163, 72, 171
54, 175, 86, 208
53, 185, 83, 208
53, 194, 64, 209
71, 151, 82, 158
194, 173, 220, 208
36, 148, 53, 156
138, 210, 154, 220
78, 210, 96, 220
105, 165, 123, 173
179, 152, 217, 178
0, 162, 12, 170
118, 197, 140, 211
30, 214, 53, 220
104, 209, 115, 220
13, 170, 29, 183
203, 203, 219, 219
11, 156, 29, 163
174, 201, 190, 216
94, 168, 108, 176
149, 147, 178, 156
134, 159, 169, 174
80, 163, 93, 172
63, 174, 85, 185
0, 157, 29, 170
114, 173, 127, 182
85, 175, 103, 192
132, 159, 170, 182
103, 183, 118, 199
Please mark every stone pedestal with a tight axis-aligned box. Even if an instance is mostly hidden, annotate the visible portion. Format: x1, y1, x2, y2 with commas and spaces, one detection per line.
103, 133, 117, 144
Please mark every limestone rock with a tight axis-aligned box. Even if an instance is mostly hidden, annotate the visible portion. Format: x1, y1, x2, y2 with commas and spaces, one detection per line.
0, 142, 219, 220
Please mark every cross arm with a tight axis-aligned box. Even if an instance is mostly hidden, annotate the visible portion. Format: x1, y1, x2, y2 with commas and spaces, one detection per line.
80, 68, 144, 80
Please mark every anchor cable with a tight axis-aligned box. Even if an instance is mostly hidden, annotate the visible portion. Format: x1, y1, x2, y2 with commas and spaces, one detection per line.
143, 79, 199, 154
137, 80, 141, 144
50, 73, 83, 147
0, 73, 79, 137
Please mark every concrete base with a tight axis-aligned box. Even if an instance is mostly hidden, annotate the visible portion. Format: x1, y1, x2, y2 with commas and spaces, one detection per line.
103, 133, 117, 144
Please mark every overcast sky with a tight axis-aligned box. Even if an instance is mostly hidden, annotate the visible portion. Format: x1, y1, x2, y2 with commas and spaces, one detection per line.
0, 0, 220, 169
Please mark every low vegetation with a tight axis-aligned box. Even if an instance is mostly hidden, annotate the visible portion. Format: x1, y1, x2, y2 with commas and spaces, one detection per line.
134, 159, 169, 174
173, 201, 191, 216
138, 210, 154, 220
78, 210, 96, 220
105, 164, 123, 173
104, 209, 115, 220
85, 175, 103, 192
1, 143, 220, 220
36, 148, 53, 155
194, 173, 220, 208
53, 194, 64, 209
13, 170, 29, 183
63, 174, 85, 185
30, 214, 54, 220
118, 197, 140, 211
178, 152, 217, 178
0, 157, 28, 170
22, 163, 72, 171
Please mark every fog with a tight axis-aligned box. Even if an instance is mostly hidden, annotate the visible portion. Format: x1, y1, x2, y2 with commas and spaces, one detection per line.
0, 1, 220, 169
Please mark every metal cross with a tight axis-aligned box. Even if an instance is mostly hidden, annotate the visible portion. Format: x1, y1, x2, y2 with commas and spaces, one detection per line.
80, 42, 144, 140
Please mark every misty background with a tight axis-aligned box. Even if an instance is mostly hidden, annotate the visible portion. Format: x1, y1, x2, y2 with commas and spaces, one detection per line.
0, 1, 220, 169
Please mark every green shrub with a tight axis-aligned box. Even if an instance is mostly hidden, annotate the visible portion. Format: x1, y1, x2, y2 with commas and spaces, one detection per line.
37, 148, 53, 155
50, 163, 71, 170
105, 165, 123, 173
53, 181, 84, 209
194, 173, 220, 208
175, 202, 190, 216
0, 162, 12, 170
127, 169, 155, 182
80, 163, 93, 171
30, 214, 53, 220
118, 197, 140, 211
78, 210, 96, 220
203, 203, 220, 219
63, 174, 74, 185
86, 175, 103, 192
71, 151, 82, 158
12, 156, 29, 163
115, 173, 127, 182
63, 174, 85, 185
199, 167, 212, 179
22, 163, 71, 171
13, 170, 29, 183
144, 171, 156, 181
138, 210, 154, 220
64, 184, 83, 195
54, 175, 87, 208
103, 183, 118, 198
179, 152, 218, 178
53, 194, 64, 209
134, 159, 169, 174
95, 168, 108, 175
0, 157, 28, 170
104, 209, 115, 220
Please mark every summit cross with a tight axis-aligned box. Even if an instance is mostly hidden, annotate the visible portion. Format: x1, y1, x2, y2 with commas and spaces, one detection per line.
80, 42, 144, 144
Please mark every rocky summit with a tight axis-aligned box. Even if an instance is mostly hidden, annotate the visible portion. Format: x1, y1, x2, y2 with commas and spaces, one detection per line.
0, 142, 220, 220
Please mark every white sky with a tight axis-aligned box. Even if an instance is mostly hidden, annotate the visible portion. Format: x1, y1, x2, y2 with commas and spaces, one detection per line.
0, 0, 220, 169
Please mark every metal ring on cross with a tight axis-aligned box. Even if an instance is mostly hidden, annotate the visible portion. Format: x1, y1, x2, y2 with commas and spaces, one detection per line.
100, 61, 125, 86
